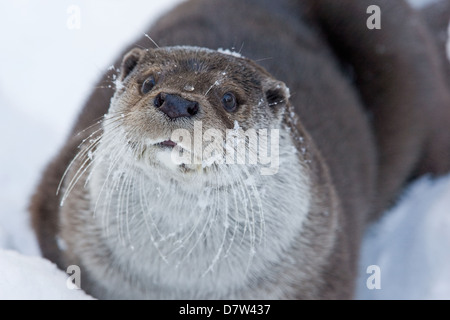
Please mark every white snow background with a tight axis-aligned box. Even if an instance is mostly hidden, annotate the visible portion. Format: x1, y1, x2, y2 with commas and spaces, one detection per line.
0, 0, 448, 300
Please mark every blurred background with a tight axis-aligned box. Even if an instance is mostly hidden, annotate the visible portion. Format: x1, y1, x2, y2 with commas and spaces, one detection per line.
0, 0, 449, 299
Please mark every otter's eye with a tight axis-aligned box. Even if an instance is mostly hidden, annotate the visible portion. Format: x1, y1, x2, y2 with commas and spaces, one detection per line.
222, 92, 237, 112
141, 76, 156, 94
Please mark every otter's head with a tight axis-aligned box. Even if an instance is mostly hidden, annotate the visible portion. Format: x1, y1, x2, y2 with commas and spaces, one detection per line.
103, 46, 291, 180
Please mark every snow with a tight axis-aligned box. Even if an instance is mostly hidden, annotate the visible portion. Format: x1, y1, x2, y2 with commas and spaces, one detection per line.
0, 249, 93, 300
357, 175, 450, 299
217, 48, 244, 58
0, 0, 449, 300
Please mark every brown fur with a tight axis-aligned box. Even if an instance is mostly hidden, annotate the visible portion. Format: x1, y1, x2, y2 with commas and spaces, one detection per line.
30, 0, 450, 299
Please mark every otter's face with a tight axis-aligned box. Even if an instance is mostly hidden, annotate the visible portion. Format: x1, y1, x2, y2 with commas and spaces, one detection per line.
104, 46, 290, 178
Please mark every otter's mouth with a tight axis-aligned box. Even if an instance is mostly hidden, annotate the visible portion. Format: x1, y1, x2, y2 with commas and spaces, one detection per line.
157, 140, 177, 149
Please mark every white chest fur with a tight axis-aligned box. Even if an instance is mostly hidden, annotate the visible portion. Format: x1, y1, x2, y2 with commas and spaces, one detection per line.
83, 130, 311, 299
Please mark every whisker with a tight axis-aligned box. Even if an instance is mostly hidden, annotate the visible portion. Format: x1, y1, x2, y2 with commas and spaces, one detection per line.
60, 137, 102, 205
236, 171, 257, 275
144, 33, 160, 48
138, 172, 169, 263
254, 57, 273, 63
242, 165, 265, 247
202, 167, 229, 276
57, 138, 98, 199
123, 165, 135, 246
93, 85, 115, 90
167, 191, 207, 257
238, 42, 245, 54
57, 114, 128, 198
224, 166, 240, 257
204, 80, 220, 97
73, 117, 104, 137
177, 179, 216, 266
92, 136, 130, 223
101, 144, 128, 238
232, 167, 250, 247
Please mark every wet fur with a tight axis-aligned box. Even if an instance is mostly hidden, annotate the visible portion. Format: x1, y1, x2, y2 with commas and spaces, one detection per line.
30, 0, 450, 299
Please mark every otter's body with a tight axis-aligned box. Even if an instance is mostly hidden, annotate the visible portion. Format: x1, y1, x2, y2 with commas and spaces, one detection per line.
30, 0, 450, 299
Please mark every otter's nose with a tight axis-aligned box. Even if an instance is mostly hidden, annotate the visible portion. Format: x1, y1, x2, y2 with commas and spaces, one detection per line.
154, 93, 199, 119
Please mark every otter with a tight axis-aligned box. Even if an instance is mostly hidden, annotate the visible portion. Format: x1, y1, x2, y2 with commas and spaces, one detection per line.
30, 0, 450, 299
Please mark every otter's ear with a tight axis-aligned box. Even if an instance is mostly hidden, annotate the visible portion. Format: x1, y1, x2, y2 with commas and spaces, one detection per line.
120, 48, 145, 81
264, 80, 290, 108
